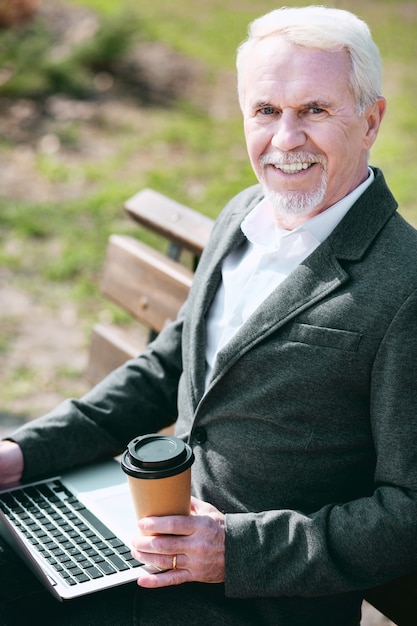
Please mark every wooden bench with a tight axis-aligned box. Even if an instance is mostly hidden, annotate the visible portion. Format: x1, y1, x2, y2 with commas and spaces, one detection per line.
86, 188, 214, 384
87, 187, 416, 625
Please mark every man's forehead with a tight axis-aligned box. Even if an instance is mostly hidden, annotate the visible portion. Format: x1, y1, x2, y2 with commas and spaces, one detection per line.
248, 35, 350, 74
244, 37, 351, 102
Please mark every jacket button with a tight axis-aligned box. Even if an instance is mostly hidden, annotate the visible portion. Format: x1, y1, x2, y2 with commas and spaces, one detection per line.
194, 427, 207, 445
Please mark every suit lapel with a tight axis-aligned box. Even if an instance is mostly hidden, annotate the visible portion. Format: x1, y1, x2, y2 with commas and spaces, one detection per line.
186, 198, 255, 404
209, 237, 348, 386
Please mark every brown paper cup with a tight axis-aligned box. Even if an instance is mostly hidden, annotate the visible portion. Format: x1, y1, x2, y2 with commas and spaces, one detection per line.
126, 466, 192, 519
121, 434, 194, 520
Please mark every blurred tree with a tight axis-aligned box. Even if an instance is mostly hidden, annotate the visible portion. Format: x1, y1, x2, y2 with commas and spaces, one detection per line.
0, 0, 42, 28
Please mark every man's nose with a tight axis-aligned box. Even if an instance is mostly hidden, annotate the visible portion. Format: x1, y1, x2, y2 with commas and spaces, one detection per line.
271, 111, 306, 152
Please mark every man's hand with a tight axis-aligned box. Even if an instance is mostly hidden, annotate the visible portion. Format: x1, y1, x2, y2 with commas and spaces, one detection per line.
0, 440, 24, 486
131, 496, 225, 588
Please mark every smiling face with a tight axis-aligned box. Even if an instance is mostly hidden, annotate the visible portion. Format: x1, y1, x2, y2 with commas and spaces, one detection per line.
241, 36, 385, 228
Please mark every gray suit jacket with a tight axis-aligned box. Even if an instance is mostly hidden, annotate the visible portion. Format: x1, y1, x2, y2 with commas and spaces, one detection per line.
12, 168, 417, 624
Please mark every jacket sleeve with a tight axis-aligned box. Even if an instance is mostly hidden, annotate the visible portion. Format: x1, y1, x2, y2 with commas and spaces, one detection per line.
224, 288, 417, 598
10, 310, 185, 481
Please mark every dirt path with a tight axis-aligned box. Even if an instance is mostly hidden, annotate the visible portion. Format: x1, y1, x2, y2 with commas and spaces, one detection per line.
0, 281, 90, 437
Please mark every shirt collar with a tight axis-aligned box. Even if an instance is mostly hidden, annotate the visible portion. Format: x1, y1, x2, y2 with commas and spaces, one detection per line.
242, 167, 374, 248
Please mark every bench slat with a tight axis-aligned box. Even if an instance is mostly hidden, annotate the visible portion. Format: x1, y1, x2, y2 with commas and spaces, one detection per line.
100, 234, 193, 333
86, 322, 147, 384
124, 188, 214, 257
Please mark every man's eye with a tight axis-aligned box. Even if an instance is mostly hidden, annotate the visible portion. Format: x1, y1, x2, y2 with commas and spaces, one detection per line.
259, 107, 276, 115
309, 107, 325, 114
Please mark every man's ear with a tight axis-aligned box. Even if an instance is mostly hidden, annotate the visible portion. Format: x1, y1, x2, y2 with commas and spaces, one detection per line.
363, 97, 386, 151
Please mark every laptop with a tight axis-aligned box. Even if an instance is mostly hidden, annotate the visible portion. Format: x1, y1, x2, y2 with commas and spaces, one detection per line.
0, 458, 159, 601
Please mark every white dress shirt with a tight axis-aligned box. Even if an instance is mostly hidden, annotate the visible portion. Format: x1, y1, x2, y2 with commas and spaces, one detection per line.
204, 169, 374, 387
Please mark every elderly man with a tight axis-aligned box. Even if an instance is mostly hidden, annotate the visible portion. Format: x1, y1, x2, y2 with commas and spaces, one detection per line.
1, 5, 417, 626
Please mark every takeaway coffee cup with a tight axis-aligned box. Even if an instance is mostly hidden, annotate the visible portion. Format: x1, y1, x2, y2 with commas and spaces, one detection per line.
121, 434, 194, 519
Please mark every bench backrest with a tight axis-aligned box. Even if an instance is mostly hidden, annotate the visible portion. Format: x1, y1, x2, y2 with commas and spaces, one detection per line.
86, 189, 213, 384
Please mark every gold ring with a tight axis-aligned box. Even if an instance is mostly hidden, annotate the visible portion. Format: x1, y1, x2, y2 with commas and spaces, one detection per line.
172, 554, 177, 570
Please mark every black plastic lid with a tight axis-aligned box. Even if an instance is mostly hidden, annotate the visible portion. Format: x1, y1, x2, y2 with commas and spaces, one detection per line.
121, 434, 194, 479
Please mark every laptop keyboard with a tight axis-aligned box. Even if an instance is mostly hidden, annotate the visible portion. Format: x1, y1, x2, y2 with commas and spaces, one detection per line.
0, 479, 143, 587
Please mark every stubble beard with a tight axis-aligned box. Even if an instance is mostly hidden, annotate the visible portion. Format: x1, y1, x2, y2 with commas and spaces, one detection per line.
259, 153, 328, 217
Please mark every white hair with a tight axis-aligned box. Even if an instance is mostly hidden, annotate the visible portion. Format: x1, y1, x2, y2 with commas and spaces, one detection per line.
236, 5, 382, 113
